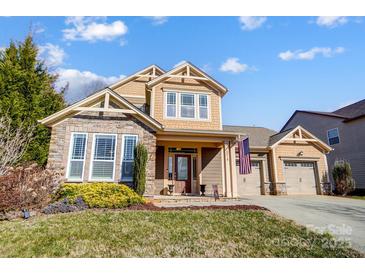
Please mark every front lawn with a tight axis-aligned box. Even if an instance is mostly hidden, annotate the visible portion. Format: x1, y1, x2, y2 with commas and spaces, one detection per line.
348, 196, 365, 200
0, 209, 362, 257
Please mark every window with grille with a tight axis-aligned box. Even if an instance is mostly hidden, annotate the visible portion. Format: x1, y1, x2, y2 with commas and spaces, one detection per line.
91, 134, 116, 180
68, 133, 87, 180
121, 135, 138, 181
166, 92, 176, 117
180, 93, 195, 118
199, 94, 208, 119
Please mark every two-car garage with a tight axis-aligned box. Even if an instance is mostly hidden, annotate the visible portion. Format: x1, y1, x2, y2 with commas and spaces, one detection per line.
226, 125, 332, 196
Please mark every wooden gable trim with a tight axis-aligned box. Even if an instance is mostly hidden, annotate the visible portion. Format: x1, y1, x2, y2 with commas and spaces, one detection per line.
39, 88, 164, 131
270, 126, 332, 152
146, 62, 228, 94
109, 64, 165, 90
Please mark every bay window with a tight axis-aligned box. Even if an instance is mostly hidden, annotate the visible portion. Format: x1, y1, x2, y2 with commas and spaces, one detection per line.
67, 133, 87, 180
90, 134, 116, 181
121, 135, 138, 181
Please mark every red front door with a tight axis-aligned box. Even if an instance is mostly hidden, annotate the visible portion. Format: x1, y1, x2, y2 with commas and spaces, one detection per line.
174, 154, 191, 194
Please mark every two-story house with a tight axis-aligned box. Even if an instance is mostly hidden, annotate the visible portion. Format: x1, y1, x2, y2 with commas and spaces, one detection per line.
281, 99, 365, 192
40, 62, 332, 197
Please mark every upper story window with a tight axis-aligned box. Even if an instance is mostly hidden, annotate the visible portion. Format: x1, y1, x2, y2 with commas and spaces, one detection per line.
199, 94, 208, 119
180, 93, 195, 118
327, 128, 340, 145
164, 91, 209, 120
166, 92, 177, 118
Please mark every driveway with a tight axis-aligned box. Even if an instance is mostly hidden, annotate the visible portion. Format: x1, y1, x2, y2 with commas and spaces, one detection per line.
240, 195, 365, 253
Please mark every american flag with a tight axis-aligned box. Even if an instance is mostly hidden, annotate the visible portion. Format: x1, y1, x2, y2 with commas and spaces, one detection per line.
238, 137, 251, 174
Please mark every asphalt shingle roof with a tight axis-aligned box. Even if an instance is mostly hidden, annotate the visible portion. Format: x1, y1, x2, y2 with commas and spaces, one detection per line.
333, 99, 365, 119
223, 125, 277, 147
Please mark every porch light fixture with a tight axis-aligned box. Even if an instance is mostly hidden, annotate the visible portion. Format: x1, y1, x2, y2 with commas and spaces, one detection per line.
297, 151, 304, 157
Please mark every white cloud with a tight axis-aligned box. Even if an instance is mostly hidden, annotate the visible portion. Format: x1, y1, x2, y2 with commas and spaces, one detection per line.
316, 16, 348, 28
239, 16, 267, 31
56, 68, 125, 103
220, 58, 255, 73
38, 43, 66, 67
148, 16, 168, 25
173, 60, 187, 68
63, 17, 128, 43
278, 47, 345, 61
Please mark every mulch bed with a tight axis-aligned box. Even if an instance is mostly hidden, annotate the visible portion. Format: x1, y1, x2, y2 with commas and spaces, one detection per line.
123, 203, 269, 211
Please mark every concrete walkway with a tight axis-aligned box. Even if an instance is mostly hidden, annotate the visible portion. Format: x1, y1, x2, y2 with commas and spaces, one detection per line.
156, 195, 365, 253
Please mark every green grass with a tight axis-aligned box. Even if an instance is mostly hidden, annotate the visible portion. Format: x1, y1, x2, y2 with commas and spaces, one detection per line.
348, 196, 365, 200
0, 209, 362, 258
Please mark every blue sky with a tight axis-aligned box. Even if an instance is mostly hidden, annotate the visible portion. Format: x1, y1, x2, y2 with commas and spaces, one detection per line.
0, 16, 364, 131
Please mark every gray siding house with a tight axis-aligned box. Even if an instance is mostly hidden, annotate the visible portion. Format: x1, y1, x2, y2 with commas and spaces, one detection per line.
281, 99, 365, 191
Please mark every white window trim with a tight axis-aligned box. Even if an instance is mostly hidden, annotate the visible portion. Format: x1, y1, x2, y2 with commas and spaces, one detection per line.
327, 128, 340, 145
121, 134, 139, 182
66, 132, 88, 182
198, 94, 209, 120
180, 92, 196, 119
89, 133, 117, 182
163, 90, 210, 121
165, 92, 178, 118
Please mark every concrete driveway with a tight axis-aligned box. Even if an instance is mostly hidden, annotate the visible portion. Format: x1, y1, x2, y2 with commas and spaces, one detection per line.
240, 195, 365, 253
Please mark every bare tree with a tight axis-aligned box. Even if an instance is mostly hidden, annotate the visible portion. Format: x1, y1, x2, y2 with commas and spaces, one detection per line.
0, 115, 35, 176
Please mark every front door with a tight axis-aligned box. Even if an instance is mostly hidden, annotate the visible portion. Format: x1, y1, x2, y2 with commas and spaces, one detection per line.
175, 154, 191, 194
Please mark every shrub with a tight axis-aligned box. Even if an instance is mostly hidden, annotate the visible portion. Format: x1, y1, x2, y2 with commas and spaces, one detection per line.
0, 164, 62, 212
42, 197, 88, 214
55, 183, 145, 208
332, 161, 355, 196
133, 143, 148, 195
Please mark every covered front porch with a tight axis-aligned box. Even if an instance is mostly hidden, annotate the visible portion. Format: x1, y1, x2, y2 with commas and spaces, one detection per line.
154, 129, 239, 197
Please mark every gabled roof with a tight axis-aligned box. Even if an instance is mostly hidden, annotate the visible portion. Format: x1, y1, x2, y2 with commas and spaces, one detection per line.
333, 99, 365, 120
222, 125, 277, 147
109, 64, 165, 90
281, 99, 365, 131
39, 88, 163, 130
146, 61, 228, 94
269, 125, 332, 152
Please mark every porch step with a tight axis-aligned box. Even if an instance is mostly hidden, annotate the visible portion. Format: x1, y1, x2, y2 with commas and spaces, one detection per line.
149, 195, 241, 204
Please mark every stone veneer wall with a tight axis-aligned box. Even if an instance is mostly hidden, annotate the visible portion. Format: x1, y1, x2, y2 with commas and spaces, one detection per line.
47, 112, 157, 195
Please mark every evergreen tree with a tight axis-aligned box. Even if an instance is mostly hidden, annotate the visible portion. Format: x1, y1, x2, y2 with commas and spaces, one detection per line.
0, 35, 66, 166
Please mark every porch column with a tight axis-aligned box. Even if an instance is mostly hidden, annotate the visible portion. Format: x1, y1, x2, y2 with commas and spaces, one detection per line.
163, 145, 169, 190
197, 146, 202, 194
223, 141, 232, 197
229, 141, 238, 198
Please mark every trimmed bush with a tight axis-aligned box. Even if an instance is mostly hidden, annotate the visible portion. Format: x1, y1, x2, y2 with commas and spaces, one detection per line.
55, 183, 145, 208
133, 143, 148, 195
332, 161, 355, 196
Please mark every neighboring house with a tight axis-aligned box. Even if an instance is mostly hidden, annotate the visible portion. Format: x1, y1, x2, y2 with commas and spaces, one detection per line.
40, 62, 331, 197
281, 99, 365, 191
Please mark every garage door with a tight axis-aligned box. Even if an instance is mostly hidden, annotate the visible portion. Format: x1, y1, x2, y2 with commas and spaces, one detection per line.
237, 161, 262, 196
284, 161, 317, 195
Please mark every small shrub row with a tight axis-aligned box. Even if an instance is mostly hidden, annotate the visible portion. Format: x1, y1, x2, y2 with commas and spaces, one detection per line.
43, 197, 88, 214
0, 164, 62, 212
55, 183, 145, 208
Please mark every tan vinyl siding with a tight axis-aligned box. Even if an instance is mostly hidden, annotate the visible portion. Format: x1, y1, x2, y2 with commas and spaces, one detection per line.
152, 78, 222, 130
112, 76, 149, 102
202, 147, 223, 195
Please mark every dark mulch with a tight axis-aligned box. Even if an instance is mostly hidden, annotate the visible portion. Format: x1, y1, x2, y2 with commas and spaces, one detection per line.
123, 203, 269, 211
